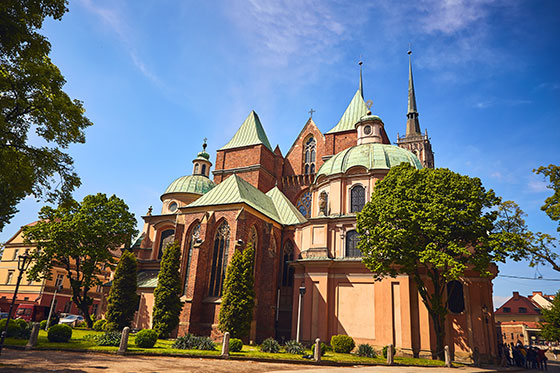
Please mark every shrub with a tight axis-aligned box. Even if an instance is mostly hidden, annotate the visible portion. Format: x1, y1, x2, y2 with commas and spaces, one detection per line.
97, 331, 122, 346
104, 321, 119, 331
357, 343, 376, 358
76, 321, 87, 328
106, 250, 139, 331
14, 318, 28, 329
331, 334, 355, 353
47, 324, 72, 342
173, 334, 199, 350
197, 336, 216, 351
229, 338, 243, 352
0, 319, 22, 338
135, 329, 158, 348
83, 334, 99, 342
312, 342, 327, 357
260, 337, 280, 353
40, 320, 48, 330
284, 339, 304, 355
93, 319, 107, 331
382, 345, 396, 358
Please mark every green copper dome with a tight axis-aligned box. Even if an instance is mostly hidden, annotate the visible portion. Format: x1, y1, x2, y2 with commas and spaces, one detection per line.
163, 175, 216, 197
316, 143, 422, 180
197, 151, 210, 160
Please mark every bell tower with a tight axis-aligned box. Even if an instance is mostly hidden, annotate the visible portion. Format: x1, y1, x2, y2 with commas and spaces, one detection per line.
397, 50, 434, 169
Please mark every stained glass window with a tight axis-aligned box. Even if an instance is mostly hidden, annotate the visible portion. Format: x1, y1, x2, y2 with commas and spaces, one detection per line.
281, 241, 294, 286
183, 223, 200, 295
296, 190, 312, 218
158, 229, 175, 260
209, 221, 230, 297
350, 185, 365, 213
345, 230, 360, 257
303, 136, 316, 175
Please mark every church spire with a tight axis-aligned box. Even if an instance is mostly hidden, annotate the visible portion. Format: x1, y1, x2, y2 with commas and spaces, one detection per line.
405, 49, 421, 136
359, 59, 364, 99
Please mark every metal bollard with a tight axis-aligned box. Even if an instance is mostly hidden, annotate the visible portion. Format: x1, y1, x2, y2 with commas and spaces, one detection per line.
118, 327, 130, 355
221, 331, 230, 358
387, 344, 394, 365
444, 345, 452, 367
314, 338, 321, 362
25, 323, 40, 350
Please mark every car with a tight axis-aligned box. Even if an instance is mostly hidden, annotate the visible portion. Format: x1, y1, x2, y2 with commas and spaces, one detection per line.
59, 314, 84, 327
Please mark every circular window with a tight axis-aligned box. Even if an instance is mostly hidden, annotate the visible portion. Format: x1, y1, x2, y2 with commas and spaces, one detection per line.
168, 202, 178, 213
364, 125, 372, 135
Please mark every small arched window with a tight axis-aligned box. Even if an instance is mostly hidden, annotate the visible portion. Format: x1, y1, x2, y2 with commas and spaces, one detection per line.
350, 185, 365, 213
447, 280, 465, 313
296, 190, 312, 218
303, 136, 316, 175
281, 241, 294, 286
345, 230, 360, 257
194, 163, 199, 174
158, 229, 175, 260
183, 223, 200, 295
208, 221, 230, 297
201, 164, 206, 175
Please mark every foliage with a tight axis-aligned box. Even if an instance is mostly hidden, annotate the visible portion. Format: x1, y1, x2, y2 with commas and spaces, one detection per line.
358, 163, 504, 359
357, 343, 376, 358
312, 342, 327, 357
135, 329, 158, 348
14, 318, 28, 329
218, 242, 255, 339
330, 334, 355, 353
75, 321, 87, 328
24, 193, 137, 328
0, 319, 21, 338
284, 339, 304, 355
541, 290, 560, 341
96, 331, 122, 346
105, 250, 139, 330
196, 336, 216, 351
229, 338, 243, 352
260, 337, 280, 353
0, 0, 93, 232
173, 334, 200, 349
47, 323, 72, 342
152, 240, 183, 338
382, 345, 396, 358
82, 333, 99, 342
40, 320, 48, 330
535, 165, 560, 232
93, 319, 106, 332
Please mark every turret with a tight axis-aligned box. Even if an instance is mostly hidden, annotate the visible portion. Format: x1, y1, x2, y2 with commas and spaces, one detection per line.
192, 138, 212, 177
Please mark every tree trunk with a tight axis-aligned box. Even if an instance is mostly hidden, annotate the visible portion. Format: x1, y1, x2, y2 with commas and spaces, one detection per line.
429, 309, 446, 360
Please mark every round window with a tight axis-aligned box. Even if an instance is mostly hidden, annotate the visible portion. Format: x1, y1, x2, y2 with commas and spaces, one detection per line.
364, 125, 372, 135
168, 202, 178, 213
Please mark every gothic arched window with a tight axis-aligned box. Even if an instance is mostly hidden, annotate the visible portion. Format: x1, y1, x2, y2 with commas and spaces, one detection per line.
183, 223, 200, 295
296, 190, 312, 218
447, 280, 465, 313
350, 185, 365, 213
158, 229, 175, 260
208, 221, 230, 297
345, 230, 360, 257
303, 136, 316, 175
281, 241, 294, 287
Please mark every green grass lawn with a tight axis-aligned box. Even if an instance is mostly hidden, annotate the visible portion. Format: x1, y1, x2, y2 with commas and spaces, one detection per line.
4, 329, 446, 367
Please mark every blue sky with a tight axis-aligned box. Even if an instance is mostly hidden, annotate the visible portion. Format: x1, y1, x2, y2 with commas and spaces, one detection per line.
2, 0, 559, 307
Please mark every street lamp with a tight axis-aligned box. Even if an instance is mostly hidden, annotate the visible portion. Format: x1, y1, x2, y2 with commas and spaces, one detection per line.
45, 284, 63, 330
296, 285, 306, 343
0, 249, 33, 355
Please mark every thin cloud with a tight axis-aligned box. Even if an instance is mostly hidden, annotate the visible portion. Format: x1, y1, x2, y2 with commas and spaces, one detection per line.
528, 178, 549, 193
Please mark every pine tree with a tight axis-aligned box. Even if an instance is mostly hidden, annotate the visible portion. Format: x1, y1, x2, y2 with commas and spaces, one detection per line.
152, 240, 183, 338
105, 250, 139, 330
218, 242, 255, 339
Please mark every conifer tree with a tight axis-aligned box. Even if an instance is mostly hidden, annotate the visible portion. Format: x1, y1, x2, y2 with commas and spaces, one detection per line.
152, 240, 183, 338
105, 250, 139, 331
218, 242, 255, 339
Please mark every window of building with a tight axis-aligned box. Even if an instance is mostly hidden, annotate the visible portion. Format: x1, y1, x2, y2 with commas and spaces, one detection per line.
208, 221, 230, 297
63, 301, 72, 313
446, 280, 465, 313
350, 185, 365, 213
503, 307, 511, 313
519, 307, 527, 314
194, 163, 199, 174
13, 248, 19, 260
158, 229, 175, 260
281, 241, 294, 287
296, 190, 312, 218
303, 136, 316, 175
168, 201, 178, 213
55, 274, 64, 288
183, 223, 200, 295
201, 164, 206, 175
6, 270, 14, 284
345, 230, 361, 257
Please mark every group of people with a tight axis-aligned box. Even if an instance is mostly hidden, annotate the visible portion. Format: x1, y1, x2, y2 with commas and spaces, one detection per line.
499, 342, 548, 370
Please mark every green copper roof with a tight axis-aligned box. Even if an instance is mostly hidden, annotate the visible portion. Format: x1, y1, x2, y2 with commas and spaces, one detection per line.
137, 271, 159, 288
163, 175, 215, 196
220, 111, 273, 151
197, 150, 210, 160
326, 90, 369, 134
188, 174, 282, 222
266, 187, 307, 225
316, 143, 422, 179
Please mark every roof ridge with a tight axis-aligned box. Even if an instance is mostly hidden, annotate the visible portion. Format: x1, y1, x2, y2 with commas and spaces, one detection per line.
266, 187, 307, 225
219, 111, 273, 151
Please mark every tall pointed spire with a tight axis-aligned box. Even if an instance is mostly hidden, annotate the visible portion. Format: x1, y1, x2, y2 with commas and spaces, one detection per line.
405, 49, 421, 136
359, 59, 364, 99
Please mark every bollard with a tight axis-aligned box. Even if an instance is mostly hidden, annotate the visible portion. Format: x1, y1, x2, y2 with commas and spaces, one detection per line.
387, 344, 394, 365
444, 345, 452, 368
221, 331, 230, 358
314, 338, 321, 362
118, 327, 130, 355
25, 323, 40, 350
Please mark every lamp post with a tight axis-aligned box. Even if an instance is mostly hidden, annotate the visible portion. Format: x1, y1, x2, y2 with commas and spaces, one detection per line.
296, 285, 306, 343
0, 249, 32, 356
45, 284, 63, 330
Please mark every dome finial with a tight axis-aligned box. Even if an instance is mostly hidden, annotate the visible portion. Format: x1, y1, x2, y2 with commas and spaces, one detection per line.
202, 137, 207, 151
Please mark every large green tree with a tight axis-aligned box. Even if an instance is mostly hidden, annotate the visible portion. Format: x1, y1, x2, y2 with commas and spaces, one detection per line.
218, 242, 255, 339
23, 193, 137, 327
0, 0, 92, 232
105, 250, 139, 331
152, 240, 183, 338
357, 163, 503, 360
540, 290, 560, 342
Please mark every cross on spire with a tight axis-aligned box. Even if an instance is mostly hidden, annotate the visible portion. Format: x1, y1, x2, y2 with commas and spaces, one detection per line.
308, 108, 315, 118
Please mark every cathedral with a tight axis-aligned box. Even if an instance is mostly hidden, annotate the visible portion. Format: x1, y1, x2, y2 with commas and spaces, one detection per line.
130, 55, 496, 362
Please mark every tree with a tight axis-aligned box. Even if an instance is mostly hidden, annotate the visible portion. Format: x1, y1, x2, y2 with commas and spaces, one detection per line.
357, 163, 502, 360
535, 164, 560, 232
218, 242, 255, 339
23, 193, 137, 327
540, 290, 560, 342
0, 0, 93, 232
152, 240, 183, 338
105, 250, 139, 331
